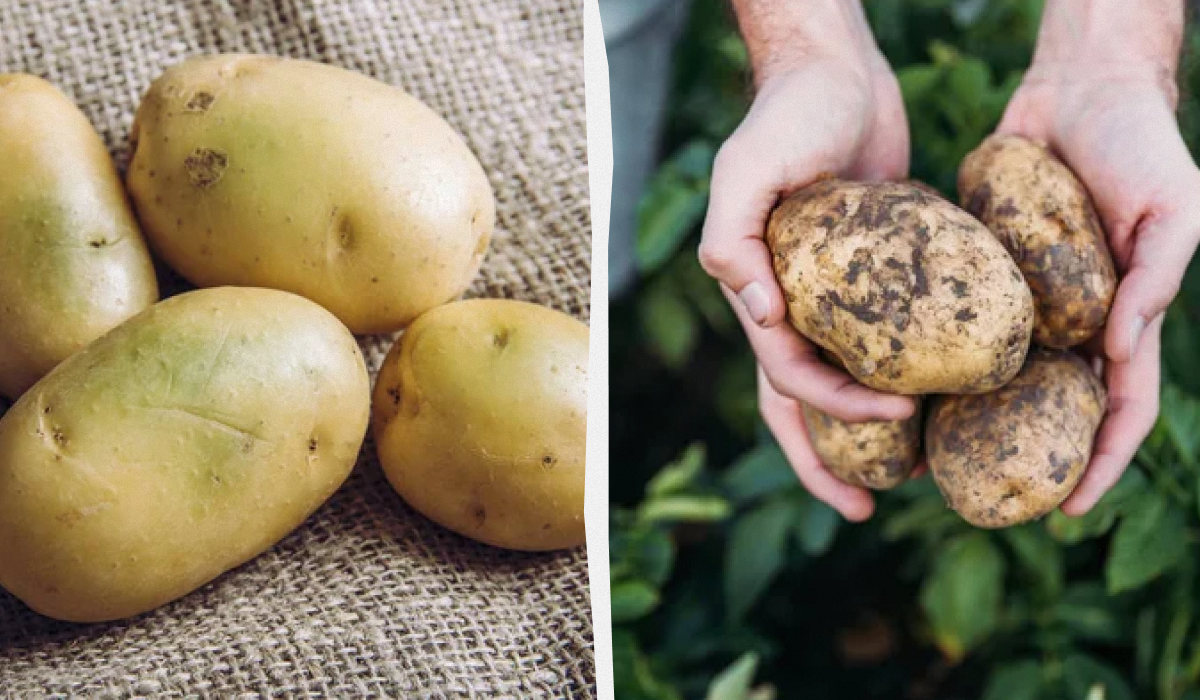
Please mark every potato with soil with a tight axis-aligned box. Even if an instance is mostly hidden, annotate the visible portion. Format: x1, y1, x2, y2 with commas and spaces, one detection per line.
126, 54, 495, 334
373, 299, 588, 551
802, 397, 922, 490
0, 288, 370, 622
927, 349, 1105, 528
959, 134, 1116, 348
767, 179, 1034, 394
0, 74, 158, 400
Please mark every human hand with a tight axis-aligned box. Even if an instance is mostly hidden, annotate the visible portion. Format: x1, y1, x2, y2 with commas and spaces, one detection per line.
996, 0, 1199, 514
699, 0, 914, 521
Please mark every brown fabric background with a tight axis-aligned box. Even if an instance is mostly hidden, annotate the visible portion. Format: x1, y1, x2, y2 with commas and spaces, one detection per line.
0, 0, 594, 697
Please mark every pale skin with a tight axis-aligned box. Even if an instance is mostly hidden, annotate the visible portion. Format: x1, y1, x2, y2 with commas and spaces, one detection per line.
699, 0, 1200, 521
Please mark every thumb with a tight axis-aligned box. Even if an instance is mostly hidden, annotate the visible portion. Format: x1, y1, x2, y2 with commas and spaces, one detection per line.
1106, 212, 1199, 362
698, 137, 792, 328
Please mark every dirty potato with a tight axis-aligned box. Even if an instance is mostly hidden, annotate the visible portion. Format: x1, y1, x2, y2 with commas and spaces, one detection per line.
959, 134, 1116, 348
126, 54, 495, 334
767, 179, 1034, 394
927, 349, 1106, 528
802, 398, 922, 490
0, 288, 370, 622
0, 74, 158, 400
373, 299, 588, 552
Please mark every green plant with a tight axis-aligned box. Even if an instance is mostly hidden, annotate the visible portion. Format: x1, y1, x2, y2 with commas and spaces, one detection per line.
613, 0, 1200, 698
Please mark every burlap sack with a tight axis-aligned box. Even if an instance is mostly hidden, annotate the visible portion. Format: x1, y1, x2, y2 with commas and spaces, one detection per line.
0, 1, 594, 696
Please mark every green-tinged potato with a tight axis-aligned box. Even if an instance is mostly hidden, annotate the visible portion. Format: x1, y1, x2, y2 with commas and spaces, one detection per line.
767, 179, 1034, 394
372, 299, 588, 551
927, 349, 1106, 528
126, 54, 495, 334
0, 287, 370, 622
959, 135, 1116, 348
0, 74, 158, 400
802, 398, 922, 490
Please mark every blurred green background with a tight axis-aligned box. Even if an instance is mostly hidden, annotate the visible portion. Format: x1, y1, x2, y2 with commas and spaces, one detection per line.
609, 1, 1200, 698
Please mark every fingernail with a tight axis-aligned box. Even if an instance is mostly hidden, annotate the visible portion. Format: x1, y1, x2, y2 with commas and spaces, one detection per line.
739, 282, 771, 326
1128, 315, 1146, 357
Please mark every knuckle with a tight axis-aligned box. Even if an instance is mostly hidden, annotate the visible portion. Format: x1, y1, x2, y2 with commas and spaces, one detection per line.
696, 240, 731, 277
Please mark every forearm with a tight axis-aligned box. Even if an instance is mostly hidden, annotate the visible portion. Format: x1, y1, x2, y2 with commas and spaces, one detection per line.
730, 0, 881, 87
1031, 0, 1185, 83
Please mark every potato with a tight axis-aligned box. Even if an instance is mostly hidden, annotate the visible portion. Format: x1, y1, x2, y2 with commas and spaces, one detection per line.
126, 54, 495, 334
959, 134, 1117, 348
0, 287, 370, 622
372, 299, 588, 551
802, 398, 922, 490
926, 349, 1105, 528
767, 179, 1034, 394
0, 74, 158, 400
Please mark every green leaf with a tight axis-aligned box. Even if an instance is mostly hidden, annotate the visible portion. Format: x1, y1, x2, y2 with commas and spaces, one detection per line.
794, 498, 839, 556
639, 495, 731, 525
1053, 584, 1126, 644
613, 629, 684, 700
647, 443, 706, 497
611, 579, 661, 623
1046, 507, 1116, 545
638, 281, 700, 370
981, 659, 1042, 700
898, 64, 943, 103
706, 652, 759, 700
725, 498, 798, 620
1161, 383, 1200, 466
716, 353, 759, 437
1063, 653, 1136, 700
611, 523, 675, 588
722, 442, 796, 504
1106, 491, 1188, 594
883, 499, 964, 541
920, 532, 1006, 661
1001, 525, 1063, 598
635, 141, 714, 272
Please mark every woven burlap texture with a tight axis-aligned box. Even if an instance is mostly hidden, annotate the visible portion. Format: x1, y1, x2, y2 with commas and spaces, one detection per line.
0, 0, 594, 697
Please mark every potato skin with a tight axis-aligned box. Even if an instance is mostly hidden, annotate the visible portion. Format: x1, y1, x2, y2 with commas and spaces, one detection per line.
959, 135, 1116, 348
126, 54, 495, 334
0, 288, 370, 622
372, 299, 588, 551
802, 398, 922, 490
0, 75, 158, 400
927, 349, 1105, 528
767, 179, 1034, 394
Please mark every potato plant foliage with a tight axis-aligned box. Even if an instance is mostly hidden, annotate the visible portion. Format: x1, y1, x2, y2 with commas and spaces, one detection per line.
611, 1, 1200, 698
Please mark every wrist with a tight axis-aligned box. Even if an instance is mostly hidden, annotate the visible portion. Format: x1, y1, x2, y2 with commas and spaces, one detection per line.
1031, 0, 1184, 84
732, 0, 884, 88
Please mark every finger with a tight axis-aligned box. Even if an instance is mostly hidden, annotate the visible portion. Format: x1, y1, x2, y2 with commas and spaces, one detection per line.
697, 134, 792, 328
1061, 314, 1163, 516
759, 369, 875, 521
725, 285, 916, 422
1104, 214, 1197, 362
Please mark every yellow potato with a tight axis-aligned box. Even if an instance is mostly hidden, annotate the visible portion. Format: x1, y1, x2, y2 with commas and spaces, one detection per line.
927, 349, 1105, 528
0, 74, 158, 400
959, 135, 1116, 348
802, 398, 922, 490
372, 299, 588, 551
126, 54, 495, 334
768, 179, 1035, 394
0, 287, 370, 622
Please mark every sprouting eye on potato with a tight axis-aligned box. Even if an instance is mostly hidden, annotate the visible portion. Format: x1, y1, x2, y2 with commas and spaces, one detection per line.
767, 178, 1034, 395
926, 349, 1105, 528
0, 288, 370, 622
372, 299, 589, 552
959, 134, 1117, 348
0, 74, 159, 400
126, 54, 496, 334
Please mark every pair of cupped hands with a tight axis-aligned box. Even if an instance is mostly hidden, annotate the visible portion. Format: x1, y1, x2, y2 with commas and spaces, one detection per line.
698, 46, 1200, 521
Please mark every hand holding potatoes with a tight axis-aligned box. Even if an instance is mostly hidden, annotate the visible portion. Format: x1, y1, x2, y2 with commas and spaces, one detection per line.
0, 75, 158, 400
